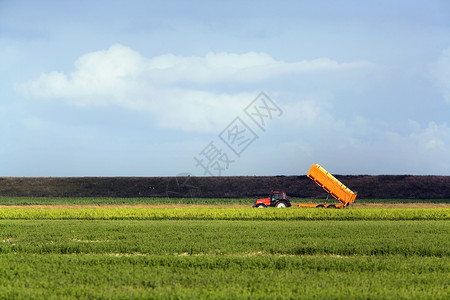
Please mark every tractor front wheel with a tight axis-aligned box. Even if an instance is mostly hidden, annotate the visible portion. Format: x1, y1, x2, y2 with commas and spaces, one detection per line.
256, 204, 267, 208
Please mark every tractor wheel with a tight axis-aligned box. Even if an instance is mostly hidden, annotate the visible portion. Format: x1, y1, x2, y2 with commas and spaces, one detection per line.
256, 204, 267, 208
316, 204, 325, 208
276, 201, 288, 208
326, 204, 337, 209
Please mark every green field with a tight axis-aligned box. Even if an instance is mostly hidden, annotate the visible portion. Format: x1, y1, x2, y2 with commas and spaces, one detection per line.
1, 196, 449, 206
0, 198, 449, 299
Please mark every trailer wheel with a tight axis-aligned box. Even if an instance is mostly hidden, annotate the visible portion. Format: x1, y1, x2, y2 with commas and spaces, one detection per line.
276, 201, 288, 208
326, 204, 337, 209
316, 204, 325, 208
256, 204, 267, 208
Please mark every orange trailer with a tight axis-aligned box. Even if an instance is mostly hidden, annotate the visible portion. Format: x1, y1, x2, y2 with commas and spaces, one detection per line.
299, 164, 357, 208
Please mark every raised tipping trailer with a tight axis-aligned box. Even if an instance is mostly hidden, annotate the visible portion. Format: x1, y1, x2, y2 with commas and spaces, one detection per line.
299, 164, 357, 208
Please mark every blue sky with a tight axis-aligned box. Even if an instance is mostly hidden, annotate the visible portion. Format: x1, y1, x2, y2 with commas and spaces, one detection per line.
1, 0, 449, 176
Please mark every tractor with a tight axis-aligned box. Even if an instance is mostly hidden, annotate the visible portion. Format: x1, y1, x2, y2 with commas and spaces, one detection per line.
252, 191, 292, 208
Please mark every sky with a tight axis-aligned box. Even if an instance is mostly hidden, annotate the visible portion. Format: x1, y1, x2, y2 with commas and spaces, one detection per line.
1, 0, 450, 177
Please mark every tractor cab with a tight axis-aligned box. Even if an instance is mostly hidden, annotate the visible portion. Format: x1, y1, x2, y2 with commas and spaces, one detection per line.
271, 191, 285, 203
253, 191, 292, 208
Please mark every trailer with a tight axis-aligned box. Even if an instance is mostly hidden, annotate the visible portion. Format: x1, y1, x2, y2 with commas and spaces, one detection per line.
298, 164, 357, 208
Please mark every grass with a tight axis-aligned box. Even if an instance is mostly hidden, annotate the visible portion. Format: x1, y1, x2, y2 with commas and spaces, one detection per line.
0, 206, 448, 221
1, 254, 447, 299
0, 196, 449, 206
0, 220, 448, 256
0, 219, 449, 299
0, 199, 448, 299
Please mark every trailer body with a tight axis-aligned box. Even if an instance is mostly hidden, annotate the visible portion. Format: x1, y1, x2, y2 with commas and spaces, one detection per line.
299, 164, 357, 208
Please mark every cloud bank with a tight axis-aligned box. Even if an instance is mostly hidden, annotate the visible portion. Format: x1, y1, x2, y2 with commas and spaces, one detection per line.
431, 47, 450, 104
18, 44, 372, 131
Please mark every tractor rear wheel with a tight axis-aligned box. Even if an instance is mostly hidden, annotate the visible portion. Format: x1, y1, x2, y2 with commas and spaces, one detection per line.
276, 201, 288, 208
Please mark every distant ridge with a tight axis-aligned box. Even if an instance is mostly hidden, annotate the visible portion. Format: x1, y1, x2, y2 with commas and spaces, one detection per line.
0, 175, 449, 199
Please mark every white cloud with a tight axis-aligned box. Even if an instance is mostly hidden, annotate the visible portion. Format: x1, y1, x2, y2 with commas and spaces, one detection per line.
23, 117, 46, 131
411, 121, 450, 152
268, 110, 450, 175
17, 44, 373, 132
329, 121, 450, 174
431, 46, 450, 104
282, 99, 324, 128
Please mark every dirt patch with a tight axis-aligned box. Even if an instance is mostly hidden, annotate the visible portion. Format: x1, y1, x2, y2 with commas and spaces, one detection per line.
0, 204, 249, 209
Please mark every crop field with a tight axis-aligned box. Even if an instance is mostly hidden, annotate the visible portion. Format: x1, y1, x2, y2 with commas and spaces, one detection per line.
0, 198, 449, 299
1, 196, 449, 206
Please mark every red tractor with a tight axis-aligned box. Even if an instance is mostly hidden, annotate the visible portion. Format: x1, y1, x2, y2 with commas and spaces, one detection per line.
252, 191, 292, 208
